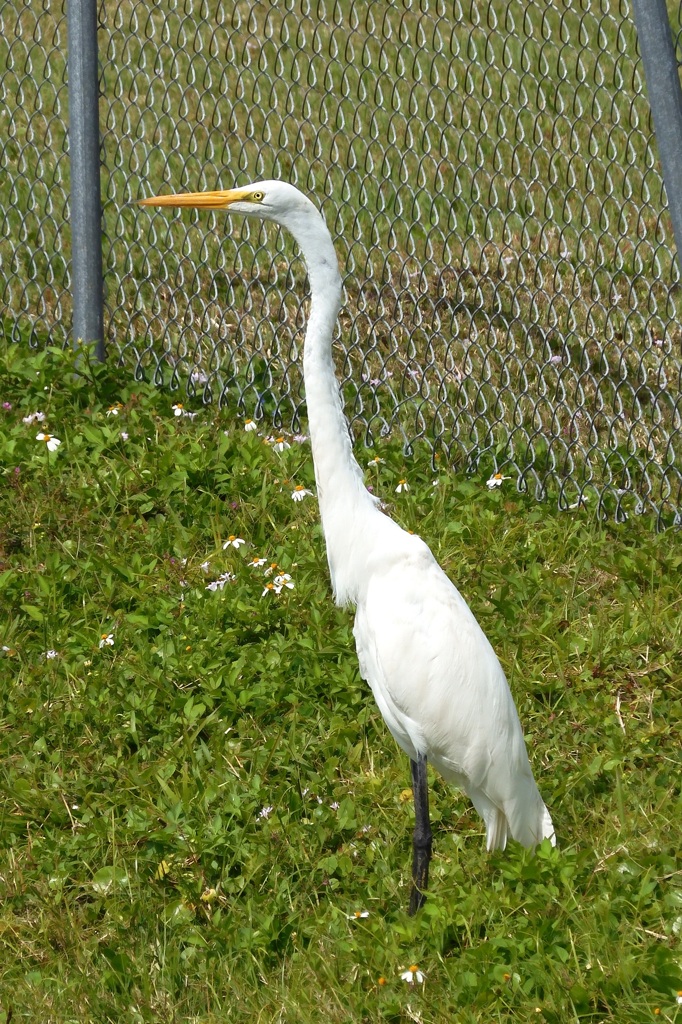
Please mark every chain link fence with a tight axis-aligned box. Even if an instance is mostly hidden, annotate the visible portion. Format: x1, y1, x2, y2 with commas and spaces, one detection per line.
1, 0, 681, 524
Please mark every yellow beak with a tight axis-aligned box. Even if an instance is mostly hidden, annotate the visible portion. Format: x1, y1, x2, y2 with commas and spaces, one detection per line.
138, 186, 252, 210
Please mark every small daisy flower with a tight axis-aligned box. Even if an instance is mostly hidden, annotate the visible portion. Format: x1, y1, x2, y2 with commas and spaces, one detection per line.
23, 411, 45, 425
44, 650, 59, 659
223, 535, 245, 549
98, 633, 114, 648
258, 805, 274, 819
244, 418, 258, 432
262, 582, 277, 597
291, 485, 313, 502
400, 965, 425, 985
395, 478, 409, 493
273, 573, 294, 592
248, 557, 267, 568
486, 472, 510, 488
106, 403, 123, 416
677, 992, 682, 1006
367, 456, 384, 466
263, 562, 279, 576
272, 436, 290, 452
205, 572, 235, 592
348, 910, 369, 919
36, 432, 61, 452
171, 403, 185, 417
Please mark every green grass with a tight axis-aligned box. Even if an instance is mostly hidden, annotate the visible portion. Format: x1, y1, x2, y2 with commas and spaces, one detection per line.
0, 339, 680, 1022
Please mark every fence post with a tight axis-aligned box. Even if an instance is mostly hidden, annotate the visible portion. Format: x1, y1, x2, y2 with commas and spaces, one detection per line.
66, 0, 105, 359
631, 0, 682, 282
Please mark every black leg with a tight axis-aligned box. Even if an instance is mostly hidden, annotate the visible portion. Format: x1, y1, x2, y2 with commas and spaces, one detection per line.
409, 752, 432, 915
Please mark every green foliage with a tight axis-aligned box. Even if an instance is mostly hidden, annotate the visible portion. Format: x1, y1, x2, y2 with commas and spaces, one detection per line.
0, 341, 680, 1023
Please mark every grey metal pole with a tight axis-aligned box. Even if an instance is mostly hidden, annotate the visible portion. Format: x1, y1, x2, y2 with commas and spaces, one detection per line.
66, 0, 105, 359
631, 0, 682, 282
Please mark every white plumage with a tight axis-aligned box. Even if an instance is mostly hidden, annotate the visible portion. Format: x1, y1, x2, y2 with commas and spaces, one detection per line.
140, 178, 555, 908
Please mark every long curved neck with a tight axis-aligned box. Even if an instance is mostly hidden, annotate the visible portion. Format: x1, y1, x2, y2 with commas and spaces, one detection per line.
286, 208, 379, 607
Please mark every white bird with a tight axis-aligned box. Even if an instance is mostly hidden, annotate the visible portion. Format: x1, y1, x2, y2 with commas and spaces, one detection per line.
140, 180, 555, 913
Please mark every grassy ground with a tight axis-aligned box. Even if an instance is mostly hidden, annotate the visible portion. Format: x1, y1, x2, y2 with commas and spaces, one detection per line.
0, 338, 680, 1022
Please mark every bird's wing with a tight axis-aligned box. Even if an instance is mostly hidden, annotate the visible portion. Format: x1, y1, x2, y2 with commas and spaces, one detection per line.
353, 533, 539, 813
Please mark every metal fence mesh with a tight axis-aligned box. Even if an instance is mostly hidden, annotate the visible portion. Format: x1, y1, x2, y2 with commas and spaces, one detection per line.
1, 0, 681, 523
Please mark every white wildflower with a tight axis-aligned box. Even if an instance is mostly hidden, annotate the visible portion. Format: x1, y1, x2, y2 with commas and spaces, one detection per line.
205, 572, 235, 592
395, 478, 409, 493
400, 965, 425, 985
486, 472, 510, 489
23, 411, 45, 425
273, 573, 294, 592
98, 633, 114, 648
222, 535, 245, 549
291, 485, 313, 502
36, 432, 61, 452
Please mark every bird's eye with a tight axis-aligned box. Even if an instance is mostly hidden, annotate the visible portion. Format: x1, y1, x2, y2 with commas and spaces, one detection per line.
250, 191, 265, 202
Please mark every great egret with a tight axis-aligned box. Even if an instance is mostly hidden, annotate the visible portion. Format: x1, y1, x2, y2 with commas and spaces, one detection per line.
140, 180, 555, 913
